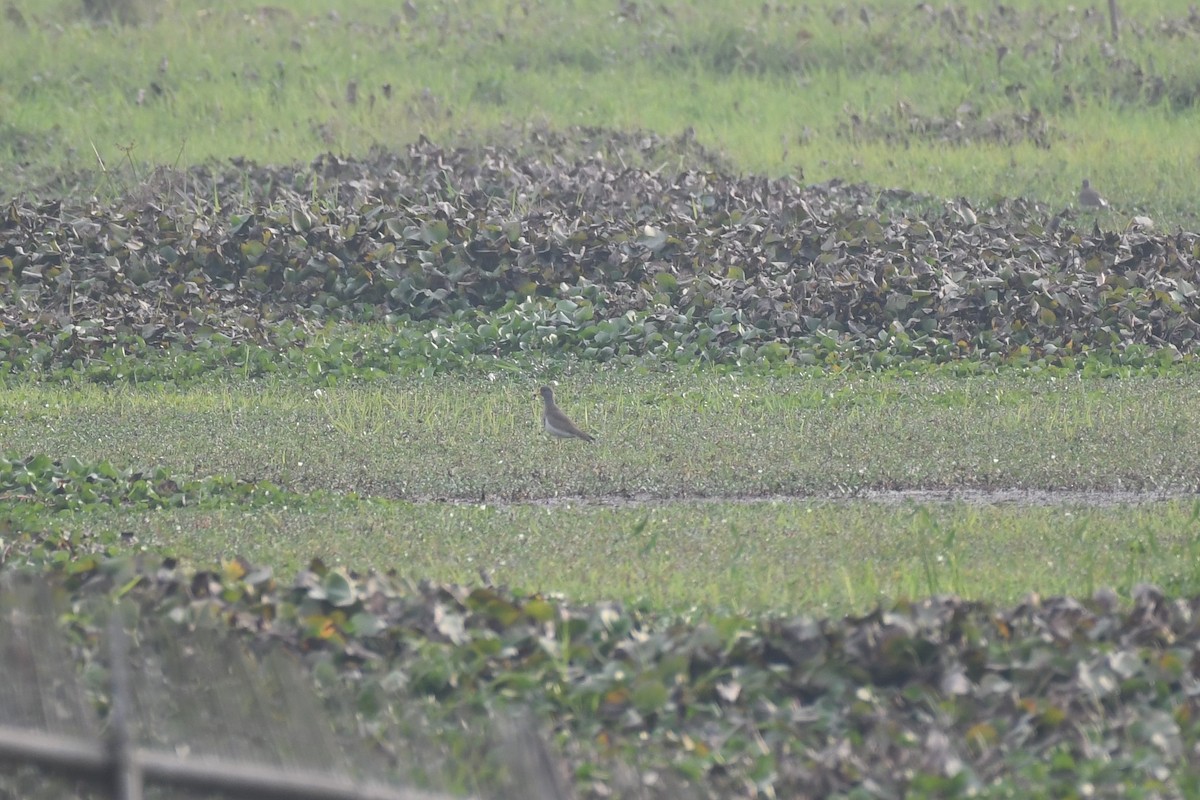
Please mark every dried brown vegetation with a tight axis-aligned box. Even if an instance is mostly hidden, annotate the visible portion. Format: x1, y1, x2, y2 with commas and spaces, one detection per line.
2, 130, 1199, 375
23, 555, 1200, 798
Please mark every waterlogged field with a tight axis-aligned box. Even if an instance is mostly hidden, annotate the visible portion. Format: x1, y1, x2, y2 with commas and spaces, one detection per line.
4, 0, 1200, 797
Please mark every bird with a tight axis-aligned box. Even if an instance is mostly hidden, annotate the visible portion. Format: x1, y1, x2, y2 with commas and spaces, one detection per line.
536, 386, 595, 442
1078, 179, 1109, 209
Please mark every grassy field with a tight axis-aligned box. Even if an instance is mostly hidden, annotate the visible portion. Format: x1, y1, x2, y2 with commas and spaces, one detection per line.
4, 0, 1200, 225
4, 372, 1200, 500
5, 0, 1200, 795
5, 371, 1200, 615
77, 495, 1200, 614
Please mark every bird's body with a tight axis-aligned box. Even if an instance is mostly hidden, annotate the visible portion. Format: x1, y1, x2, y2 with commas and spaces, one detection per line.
1078, 179, 1109, 209
537, 386, 595, 442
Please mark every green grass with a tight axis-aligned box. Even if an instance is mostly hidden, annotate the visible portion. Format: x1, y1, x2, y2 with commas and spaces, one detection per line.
3, 0, 1200, 226
6, 370, 1200, 615
74, 495, 1200, 615
4, 371, 1200, 500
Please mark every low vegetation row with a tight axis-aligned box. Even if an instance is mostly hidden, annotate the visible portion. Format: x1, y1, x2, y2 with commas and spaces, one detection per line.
3, 131, 1199, 383
4, 546, 1195, 799
4, 445, 1200, 796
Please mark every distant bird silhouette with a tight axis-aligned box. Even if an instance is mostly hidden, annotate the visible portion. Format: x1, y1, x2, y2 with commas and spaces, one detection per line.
1078, 179, 1109, 209
537, 386, 595, 442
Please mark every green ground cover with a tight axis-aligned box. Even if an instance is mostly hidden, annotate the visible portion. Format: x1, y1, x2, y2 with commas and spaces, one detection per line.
53, 495, 1200, 614
5, 0, 1200, 795
4, 372, 1200, 501
5, 370, 1200, 617
4, 0, 1200, 225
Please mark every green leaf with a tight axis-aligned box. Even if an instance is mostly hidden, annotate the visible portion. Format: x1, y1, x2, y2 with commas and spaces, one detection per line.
631, 675, 668, 714
321, 570, 356, 607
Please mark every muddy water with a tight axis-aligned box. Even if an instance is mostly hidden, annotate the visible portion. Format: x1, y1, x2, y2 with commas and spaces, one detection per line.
468, 488, 1200, 509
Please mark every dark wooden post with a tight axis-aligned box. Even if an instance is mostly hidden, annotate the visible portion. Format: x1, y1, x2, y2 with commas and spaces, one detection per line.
108, 611, 143, 800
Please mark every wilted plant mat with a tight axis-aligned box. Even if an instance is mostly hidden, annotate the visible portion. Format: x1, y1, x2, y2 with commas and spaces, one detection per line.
3, 130, 1200, 382
18, 554, 1200, 798
838, 101, 1057, 149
